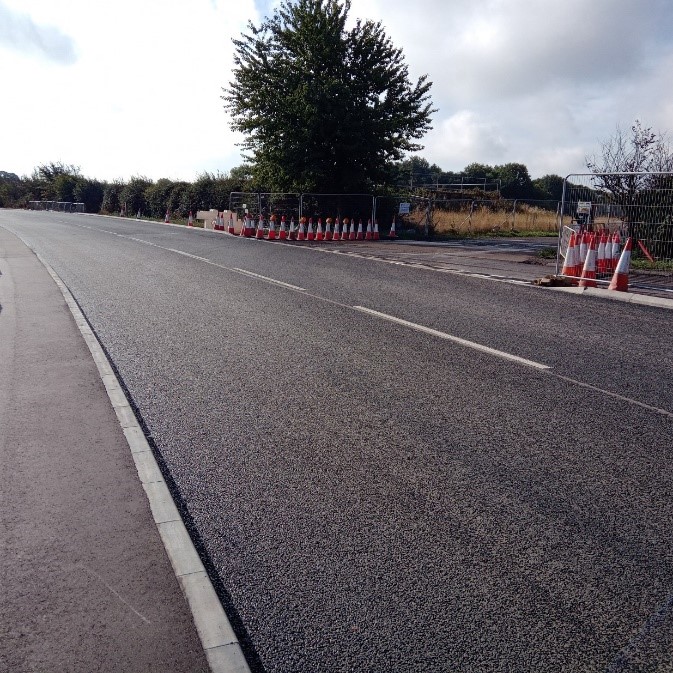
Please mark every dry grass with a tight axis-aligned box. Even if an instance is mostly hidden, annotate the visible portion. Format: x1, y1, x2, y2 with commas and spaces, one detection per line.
426, 204, 558, 236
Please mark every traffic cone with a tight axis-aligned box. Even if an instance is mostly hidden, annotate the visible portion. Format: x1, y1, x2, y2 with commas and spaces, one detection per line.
578, 234, 597, 288
578, 231, 588, 269
364, 219, 373, 240
256, 215, 265, 239
188, 211, 194, 227
297, 218, 306, 241
165, 210, 170, 224
307, 218, 315, 241
227, 214, 235, 234
608, 231, 621, 272
289, 217, 297, 240
333, 217, 340, 241
356, 219, 364, 240
348, 218, 356, 241
373, 220, 380, 240
279, 215, 287, 240
608, 238, 632, 292
316, 218, 324, 241
389, 216, 397, 239
240, 215, 247, 236
325, 218, 333, 241
268, 216, 276, 240
597, 231, 608, 274
560, 231, 579, 282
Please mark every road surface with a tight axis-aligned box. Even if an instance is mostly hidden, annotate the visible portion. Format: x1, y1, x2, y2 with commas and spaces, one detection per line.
1, 210, 672, 673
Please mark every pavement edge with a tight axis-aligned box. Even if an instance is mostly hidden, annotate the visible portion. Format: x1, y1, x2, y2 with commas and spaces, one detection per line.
35, 251, 252, 673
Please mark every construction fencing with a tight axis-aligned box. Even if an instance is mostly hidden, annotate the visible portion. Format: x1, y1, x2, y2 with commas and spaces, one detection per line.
557, 173, 673, 293
28, 201, 85, 213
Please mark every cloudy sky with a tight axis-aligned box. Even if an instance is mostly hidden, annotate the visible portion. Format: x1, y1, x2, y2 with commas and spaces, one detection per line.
2, 0, 672, 181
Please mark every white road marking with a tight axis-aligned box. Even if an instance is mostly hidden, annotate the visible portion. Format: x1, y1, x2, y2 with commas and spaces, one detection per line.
232, 268, 306, 291
353, 306, 551, 370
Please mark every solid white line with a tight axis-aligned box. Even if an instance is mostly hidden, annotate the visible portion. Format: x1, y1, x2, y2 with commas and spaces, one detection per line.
353, 306, 551, 370
232, 268, 306, 291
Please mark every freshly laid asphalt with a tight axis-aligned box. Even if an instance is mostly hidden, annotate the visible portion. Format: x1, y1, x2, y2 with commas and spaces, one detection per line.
1, 210, 673, 673
0, 226, 210, 673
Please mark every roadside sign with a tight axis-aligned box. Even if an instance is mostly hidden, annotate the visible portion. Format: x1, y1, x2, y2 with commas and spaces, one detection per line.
577, 201, 591, 214
399, 202, 410, 215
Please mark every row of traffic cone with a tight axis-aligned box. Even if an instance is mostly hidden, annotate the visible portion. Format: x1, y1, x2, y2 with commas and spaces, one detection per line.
562, 230, 622, 278
162, 210, 401, 241
234, 215, 399, 241
562, 231, 632, 292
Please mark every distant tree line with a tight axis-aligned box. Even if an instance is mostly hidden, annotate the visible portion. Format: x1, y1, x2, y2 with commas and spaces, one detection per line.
0, 159, 565, 216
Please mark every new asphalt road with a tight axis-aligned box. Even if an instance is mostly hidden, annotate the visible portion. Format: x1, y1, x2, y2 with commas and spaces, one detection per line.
2, 210, 672, 673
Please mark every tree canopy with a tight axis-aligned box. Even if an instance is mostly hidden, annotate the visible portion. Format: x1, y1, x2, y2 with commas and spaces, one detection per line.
223, 0, 435, 193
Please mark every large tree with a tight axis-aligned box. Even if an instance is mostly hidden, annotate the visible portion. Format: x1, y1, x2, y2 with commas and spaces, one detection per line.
223, 0, 434, 193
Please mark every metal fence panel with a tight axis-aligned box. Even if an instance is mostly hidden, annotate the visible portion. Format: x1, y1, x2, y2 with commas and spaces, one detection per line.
228, 192, 261, 220
558, 172, 673, 293
260, 193, 300, 223
300, 194, 374, 228
374, 196, 431, 237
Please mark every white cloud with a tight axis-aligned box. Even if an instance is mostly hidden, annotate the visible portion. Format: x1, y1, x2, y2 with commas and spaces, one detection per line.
2, 0, 673, 181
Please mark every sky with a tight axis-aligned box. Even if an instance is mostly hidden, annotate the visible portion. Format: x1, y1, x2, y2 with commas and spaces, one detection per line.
2, 0, 672, 182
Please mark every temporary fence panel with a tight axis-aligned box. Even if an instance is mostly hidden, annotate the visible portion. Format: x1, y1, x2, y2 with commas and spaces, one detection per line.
228, 192, 261, 221
260, 193, 301, 223
374, 196, 431, 237
28, 201, 85, 212
300, 194, 374, 227
558, 173, 673, 293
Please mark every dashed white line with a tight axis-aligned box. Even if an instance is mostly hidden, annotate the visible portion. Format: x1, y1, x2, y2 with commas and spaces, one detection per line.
353, 306, 551, 370
232, 268, 306, 291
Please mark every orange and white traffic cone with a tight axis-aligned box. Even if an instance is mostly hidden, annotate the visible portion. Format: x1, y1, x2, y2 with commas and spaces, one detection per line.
268, 216, 276, 240
597, 231, 608, 274
289, 217, 297, 240
325, 218, 333, 241
297, 218, 306, 241
348, 218, 356, 241
608, 237, 632, 292
356, 219, 364, 240
227, 214, 235, 234
188, 211, 194, 227
279, 215, 287, 240
561, 231, 579, 282
316, 218, 324, 241
333, 217, 340, 241
389, 216, 397, 239
579, 234, 597, 288
578, 231, 588, 269
307, 218, 315, 241
165, 210, 170, 224
256, 215, 265, 239
364, 219, 373, 240
608, 231, 621, 272
373, 220, 380, 240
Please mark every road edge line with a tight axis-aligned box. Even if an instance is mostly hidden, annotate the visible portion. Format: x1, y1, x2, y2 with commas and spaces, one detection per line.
34, 251, 252, 673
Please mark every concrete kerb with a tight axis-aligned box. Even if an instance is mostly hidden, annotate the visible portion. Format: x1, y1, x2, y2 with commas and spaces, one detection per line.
32, 249, 252, 673
541, 284, 673, 310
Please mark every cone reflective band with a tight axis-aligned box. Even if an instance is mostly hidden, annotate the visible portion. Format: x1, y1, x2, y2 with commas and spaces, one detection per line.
608, 237, 632, 292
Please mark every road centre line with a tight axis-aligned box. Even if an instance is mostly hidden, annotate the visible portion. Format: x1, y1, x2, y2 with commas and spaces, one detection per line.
69, 221, 673, 417
353, 306, 551, 370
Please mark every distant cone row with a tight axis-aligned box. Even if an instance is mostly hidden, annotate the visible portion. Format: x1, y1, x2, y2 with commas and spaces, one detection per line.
230, 215, 398, 241
562, 230, 632, 292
